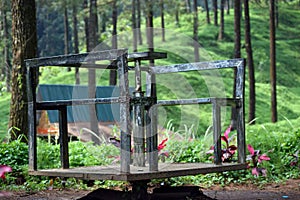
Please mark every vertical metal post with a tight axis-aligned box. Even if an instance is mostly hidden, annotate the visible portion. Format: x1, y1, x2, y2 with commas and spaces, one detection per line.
133, 59, 145, 167
27, 66, 37, 171
235, 60, 246, 163
146, 70, 158, 171
59, 106, 69, 169
212, 100, 222, 165
118, 53, 131, 173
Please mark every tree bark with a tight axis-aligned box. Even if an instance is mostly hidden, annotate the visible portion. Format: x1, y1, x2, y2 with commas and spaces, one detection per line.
270, 0, 277, 122
110, 0, 117, 86
160, 0, 165, 42
72, 3, 80, 84
132, 0, 137, 52
213, 0, 218, 26
63, 2, 70, 71
234, 0, 241, 58
84, 0, 89, 52
146, 0, 154, 56
204, 0, 211, 24
275, 0, 279, 27
137, 0, 143, 45
231, 0, 241, 129
226, 0, 230, 15
244, 0, 256, 124
193, 0, 199, 62
218, 0, 225, 41
175, 3, 180, 27
185, 0, 191, 13
10, 0, 37, 141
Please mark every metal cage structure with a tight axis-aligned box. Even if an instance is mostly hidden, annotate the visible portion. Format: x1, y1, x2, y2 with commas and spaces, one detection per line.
26, 49, 247, 182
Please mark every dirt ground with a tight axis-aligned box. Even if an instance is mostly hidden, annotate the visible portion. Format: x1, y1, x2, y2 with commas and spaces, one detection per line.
0, 179, 299, 200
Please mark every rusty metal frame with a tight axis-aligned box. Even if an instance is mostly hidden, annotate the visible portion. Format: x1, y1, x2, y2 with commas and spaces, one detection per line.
26, 49, 246, 181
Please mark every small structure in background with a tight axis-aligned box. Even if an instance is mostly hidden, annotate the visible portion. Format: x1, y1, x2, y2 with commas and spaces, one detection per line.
36, 84, 125, 142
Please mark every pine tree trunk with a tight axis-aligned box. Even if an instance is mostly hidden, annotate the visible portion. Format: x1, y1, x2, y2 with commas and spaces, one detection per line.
84, 0, 89, 51
10, 0, 37, 141
244, 0, 256, 124
132, 0, 137, 52
110, 0, 117, 86
160, 0, 165, 42
204, 0, 210, 24
270, 0, 277, 122
231, 0, 241, 129
234, 0, 241, 58
72, 3, 80, 84
213, 0, 218, 26
185, 0, 191, 13
146, 0, 154, 56
218, 0, 225, 41
226, 0, 230, 15
137, 0, 143, 45
175, 4, 180, 27
64, 2, 70, 71
193, 0, 199, 62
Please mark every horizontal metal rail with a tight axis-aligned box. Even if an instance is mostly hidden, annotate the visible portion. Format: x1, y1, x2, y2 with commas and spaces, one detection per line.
25, 50, 167, 69
25, 49, 128, 68
157, 97, 241, 107
36, 97, 121, 109
150, 58, 244, 74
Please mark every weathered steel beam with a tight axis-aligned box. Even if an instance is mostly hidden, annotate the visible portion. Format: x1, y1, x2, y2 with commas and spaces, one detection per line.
36, 97, 120, 109
157, 98, 241, 107
118, 53, 131, 173
27, 67, 37, 171
150, 58, 244, 74
25, 49, 128, 68
59, 106, 69, 169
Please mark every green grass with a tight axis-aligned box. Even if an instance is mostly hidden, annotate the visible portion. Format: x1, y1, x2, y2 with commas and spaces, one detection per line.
1, 3, 300, 137
0, 92, 10, 139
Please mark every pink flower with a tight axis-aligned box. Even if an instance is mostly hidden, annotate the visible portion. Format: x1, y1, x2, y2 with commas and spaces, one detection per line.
247, 144, 255, 156
0, 165, 12, 180
158, 138, 168, 151
258, 154, 270, 163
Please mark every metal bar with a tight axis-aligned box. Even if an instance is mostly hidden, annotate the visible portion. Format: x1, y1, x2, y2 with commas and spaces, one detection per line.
128, 51, 167, 62
133, 59, 146, 167
237, 105, 246, 163
27, 67, 37, 171
236, 59, 246, 163
118, 53, 131, 173
212, 100, 222, 165
157, 98, 240, 107
150, 58, 244, 74
36, 97, 120, 109
25, 49, 128, 68
59, 106, 69, 169
146, 70, 158, 172
132, 92, 146, 167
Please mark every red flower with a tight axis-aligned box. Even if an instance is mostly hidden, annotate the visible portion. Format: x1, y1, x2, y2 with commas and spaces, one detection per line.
0, 165, 12, 180
158, 138, 168, 151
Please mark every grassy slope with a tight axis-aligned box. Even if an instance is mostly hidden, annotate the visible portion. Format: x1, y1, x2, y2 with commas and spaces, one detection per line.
0, 2, 300, 138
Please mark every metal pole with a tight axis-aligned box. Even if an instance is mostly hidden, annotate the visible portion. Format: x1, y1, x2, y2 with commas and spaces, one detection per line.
118, 53, 131, 173
133, 59, 146, 166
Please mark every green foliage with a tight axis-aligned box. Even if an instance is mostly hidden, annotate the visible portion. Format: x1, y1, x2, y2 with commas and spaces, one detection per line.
37, 139, 119, 169
166, 139, 209, 163
0, 138, 28, 172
